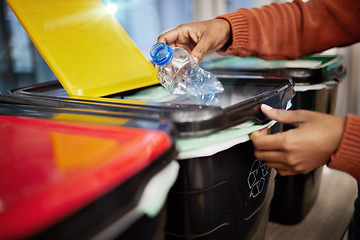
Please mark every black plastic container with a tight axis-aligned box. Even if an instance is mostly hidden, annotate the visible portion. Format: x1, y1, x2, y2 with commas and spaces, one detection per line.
0, 103, 178, 240
202, 55, 346, 225
166, 141, 276, 240
0, 74, 294, 239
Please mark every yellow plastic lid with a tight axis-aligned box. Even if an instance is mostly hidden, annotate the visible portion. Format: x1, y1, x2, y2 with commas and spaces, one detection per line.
6, 0, 158, 97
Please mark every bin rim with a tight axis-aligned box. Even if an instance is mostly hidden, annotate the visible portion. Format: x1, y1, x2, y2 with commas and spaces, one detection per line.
202, 54, 346, 85
0, 73, 294, 137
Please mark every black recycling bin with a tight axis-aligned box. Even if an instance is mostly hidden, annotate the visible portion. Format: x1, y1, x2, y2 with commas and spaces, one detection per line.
202, 55, 346, 225
0, 73, 294, 239
0, 103, 179, 240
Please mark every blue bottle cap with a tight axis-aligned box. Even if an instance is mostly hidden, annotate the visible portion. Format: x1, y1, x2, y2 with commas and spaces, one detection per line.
150, 43, 173, 66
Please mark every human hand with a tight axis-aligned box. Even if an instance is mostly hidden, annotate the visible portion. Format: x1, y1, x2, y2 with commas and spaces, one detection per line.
157, 19, 231, 64
250, 105, 346, 176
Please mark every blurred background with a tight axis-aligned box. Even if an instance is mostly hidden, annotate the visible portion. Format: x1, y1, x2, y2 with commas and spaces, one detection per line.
0, 0, 358, 116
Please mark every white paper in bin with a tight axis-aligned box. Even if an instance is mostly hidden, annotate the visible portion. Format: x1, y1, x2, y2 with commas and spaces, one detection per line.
294, 80, 338, 92
176, 120, 275, 159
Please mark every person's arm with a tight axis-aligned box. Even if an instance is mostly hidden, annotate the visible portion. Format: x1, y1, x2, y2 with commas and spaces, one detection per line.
158, 0, 360, 62
328, 114, 360, 182
250, 105, 360, 182
216, 0, 360, 59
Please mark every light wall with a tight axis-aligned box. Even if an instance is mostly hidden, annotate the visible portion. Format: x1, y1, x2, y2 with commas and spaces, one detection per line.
335, 44, 360, 116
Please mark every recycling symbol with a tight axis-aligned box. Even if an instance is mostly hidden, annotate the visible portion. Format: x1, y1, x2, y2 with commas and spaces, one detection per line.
247, 159, 269, 198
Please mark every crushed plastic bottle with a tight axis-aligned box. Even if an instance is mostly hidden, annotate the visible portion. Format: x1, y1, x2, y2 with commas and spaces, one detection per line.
150, 42, 224, 105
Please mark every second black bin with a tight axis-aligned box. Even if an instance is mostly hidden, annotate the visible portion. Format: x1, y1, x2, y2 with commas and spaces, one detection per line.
202, 55, 346, 225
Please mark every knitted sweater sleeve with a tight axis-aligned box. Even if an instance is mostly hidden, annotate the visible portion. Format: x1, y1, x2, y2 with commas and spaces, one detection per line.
328, 114, 360, 182
216, 0, 360, 60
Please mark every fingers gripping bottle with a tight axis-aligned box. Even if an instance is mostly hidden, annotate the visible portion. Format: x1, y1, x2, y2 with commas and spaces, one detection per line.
150, 43, 224, 105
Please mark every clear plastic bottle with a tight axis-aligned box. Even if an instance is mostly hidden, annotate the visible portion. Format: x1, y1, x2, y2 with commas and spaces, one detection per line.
150, 42, 224, 105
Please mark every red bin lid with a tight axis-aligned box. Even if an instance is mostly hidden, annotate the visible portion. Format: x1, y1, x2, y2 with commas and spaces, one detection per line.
0, 115, 173, 239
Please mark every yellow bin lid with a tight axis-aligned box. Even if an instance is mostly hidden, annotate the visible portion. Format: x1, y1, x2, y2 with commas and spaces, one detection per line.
6, 0, 158, 97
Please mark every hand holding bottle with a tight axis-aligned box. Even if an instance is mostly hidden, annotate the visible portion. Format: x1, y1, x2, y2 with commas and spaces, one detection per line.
157, 19, 232, 64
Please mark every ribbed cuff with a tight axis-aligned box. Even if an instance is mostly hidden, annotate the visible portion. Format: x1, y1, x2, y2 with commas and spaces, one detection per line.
215, 9, 250, 57
328, 114, 360, 182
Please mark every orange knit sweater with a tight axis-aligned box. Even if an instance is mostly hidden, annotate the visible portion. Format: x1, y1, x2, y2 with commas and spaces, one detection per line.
331, 115, 360, 182
216, 0, 360, 181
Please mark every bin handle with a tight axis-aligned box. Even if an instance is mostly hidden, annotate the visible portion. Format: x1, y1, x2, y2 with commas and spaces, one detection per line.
90, 161, 180, 240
